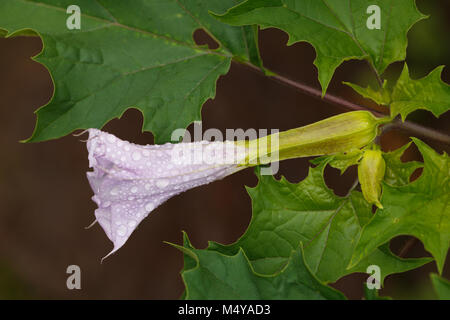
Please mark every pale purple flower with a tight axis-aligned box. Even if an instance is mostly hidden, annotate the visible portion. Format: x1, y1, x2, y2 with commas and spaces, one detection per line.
85, 129, 247, 259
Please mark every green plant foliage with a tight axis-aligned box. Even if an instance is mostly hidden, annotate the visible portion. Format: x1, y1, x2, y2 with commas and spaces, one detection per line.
343, 80, 391, 106
363, 286, 391, 300
213, 0, 425, 94
351, 138, 449, 274
391, 64, 450, 120
208, 163, 431, 284
430, 273, 450, 300
310, 149, 363, 174
0, 0, 261, 143
345, 64, 450, 120
172, 233, 345, 300
382, 142, 423, 187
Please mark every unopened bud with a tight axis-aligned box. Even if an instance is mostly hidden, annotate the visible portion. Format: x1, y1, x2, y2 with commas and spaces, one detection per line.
358, 149, 386, 208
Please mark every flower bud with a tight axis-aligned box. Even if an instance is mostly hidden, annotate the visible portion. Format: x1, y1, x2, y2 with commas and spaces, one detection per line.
358, 149, 386, 208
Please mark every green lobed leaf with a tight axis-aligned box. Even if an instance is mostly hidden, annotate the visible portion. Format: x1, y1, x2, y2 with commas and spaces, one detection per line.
343, 80, 391, 106
351, 138, 449, 274
382, 142, 423, 187
363, 285, 391, 300
174, 233, 345, 300
344, 64, 450, 120
213, 0, 426, 94
430, 273, 450, 300
311, 149, 364, 174
0, 0, 261, 143
208, 162, 431, 284
390, 64, 450, 120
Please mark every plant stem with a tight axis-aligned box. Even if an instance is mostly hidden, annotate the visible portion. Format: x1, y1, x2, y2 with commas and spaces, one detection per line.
393, 119, 450, 145
239, 62, 450, 146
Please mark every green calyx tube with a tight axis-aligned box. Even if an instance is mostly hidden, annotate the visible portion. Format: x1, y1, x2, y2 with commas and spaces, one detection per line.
237, 110, 390, 166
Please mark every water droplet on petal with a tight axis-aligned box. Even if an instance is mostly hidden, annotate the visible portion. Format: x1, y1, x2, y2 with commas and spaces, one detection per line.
117, 225, 127, 237
131, 186, 138, 193
156, 179, 169, 189
145, 202, 154, 212
132, 151, 141, 161
110, 188, 119, 196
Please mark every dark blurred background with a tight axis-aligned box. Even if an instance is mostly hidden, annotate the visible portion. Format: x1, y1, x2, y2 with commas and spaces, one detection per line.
0, 0, 448, 299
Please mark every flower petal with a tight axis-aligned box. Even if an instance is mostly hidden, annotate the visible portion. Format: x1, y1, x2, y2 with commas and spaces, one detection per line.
86, 129, 247, 258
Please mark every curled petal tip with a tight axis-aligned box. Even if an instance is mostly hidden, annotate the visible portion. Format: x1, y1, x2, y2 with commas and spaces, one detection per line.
84, 219, 98, 230
72, 129, 90, 137
100, 247, 119, 264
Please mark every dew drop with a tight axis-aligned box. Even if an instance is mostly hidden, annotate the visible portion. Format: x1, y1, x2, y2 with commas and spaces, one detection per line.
110, 188, 119, 196
145, 202, 155, 212
117, 225, 127, 237
132, 151, 141, 161
156, 179, 169, 189
131, 186, 138, 193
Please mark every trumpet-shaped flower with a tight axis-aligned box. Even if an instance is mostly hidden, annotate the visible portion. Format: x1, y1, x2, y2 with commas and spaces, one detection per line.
85, 111, 386, 259
86, 129, 248, 258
